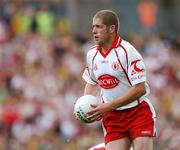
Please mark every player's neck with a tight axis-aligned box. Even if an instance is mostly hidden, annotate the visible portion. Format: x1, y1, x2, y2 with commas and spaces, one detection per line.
101, 35, 116, 52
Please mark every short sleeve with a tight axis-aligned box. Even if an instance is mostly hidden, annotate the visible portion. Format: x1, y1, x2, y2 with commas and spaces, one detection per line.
82, 52, 97, 85
127, 46, 146, 85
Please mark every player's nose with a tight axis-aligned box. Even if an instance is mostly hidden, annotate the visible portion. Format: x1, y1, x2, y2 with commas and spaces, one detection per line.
92, 27, 97, 34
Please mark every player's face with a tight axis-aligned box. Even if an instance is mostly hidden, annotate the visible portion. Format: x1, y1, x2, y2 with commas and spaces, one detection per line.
92, 17, 110, 45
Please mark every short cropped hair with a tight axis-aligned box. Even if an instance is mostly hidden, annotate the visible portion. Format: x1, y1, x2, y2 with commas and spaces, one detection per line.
94, 10, 120, 33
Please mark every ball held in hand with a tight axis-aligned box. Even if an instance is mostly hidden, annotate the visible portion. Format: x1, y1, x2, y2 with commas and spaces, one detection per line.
74, 95, 99, 123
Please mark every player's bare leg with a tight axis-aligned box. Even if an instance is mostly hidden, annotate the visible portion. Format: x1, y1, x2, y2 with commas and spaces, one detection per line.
132, 137, 153, 150
106, 138, 131, 150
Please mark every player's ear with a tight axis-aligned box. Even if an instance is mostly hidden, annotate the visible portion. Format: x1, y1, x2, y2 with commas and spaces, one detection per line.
109, 25, 116, 33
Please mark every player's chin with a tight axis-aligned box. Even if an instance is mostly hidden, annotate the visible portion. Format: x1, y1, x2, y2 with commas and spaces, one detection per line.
94, 40, 100, 44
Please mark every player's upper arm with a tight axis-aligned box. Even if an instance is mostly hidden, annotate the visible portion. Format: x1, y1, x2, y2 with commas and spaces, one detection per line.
127, 45, 146, 86
84, 83, 99, 95
119, 41, 146, 86
82, 50, 98, 85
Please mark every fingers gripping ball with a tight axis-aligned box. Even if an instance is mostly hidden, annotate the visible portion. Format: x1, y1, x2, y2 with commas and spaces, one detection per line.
74, 95, 99, 123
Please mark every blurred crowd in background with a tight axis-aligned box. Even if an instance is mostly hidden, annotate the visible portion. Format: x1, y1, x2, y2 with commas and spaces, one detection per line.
0, 1, 180, 150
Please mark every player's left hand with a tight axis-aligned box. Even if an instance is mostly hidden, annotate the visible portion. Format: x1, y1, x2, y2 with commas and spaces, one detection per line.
87, 103, 114, 121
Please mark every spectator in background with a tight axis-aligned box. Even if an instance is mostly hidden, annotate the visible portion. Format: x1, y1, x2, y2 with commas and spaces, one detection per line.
11, 5, 35, 35
0, 17, 11, 43
137, 0, 157, 35
35, 4, 55, 37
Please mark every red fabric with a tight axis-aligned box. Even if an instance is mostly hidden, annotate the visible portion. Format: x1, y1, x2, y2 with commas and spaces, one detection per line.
97, 34, 122, 58
137, 1, 157, 27
2, 108, 20, 127
102, 101, 156, 144
94, 148, 105, 150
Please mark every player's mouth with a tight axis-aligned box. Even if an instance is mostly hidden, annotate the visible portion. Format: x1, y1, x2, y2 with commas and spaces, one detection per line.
94, 36, 99, 41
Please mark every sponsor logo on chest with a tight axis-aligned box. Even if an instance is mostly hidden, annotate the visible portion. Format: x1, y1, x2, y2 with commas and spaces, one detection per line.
97, 74, 119, 89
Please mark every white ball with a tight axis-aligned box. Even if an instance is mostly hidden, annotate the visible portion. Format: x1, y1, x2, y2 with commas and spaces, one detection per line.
74, 95, 99, 123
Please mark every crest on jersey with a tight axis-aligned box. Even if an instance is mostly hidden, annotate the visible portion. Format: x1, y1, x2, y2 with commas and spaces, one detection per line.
97, 74, 119, 89
130, 59, 144, 75
112, 62, 119, 71
93, 63, 98, 71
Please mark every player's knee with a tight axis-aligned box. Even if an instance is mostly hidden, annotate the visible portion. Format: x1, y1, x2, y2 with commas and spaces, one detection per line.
133, 137, 153, 150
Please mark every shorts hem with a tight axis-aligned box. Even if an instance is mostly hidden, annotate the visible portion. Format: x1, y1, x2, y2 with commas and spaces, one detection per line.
105, 135, 128, 145
130, 134, 156, 140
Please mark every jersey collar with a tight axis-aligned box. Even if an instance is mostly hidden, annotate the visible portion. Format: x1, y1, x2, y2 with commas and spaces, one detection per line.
97, 34, 122, 58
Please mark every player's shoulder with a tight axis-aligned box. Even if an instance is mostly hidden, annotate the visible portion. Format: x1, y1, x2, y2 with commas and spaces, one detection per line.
117, 38, 139, 55
86, 45, 98, 57
88, 45, 98, 53
120, 39, 135, 50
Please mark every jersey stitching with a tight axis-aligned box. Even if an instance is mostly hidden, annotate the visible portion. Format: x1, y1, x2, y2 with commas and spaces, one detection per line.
97, 35, 122, 59
91, 50, 99, 84
86, 67, 98, 84
114, 48, 132, 86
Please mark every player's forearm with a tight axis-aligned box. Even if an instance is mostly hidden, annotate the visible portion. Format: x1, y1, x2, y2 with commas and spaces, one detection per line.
84, 83, 99, 96
110, 82, 146, 110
